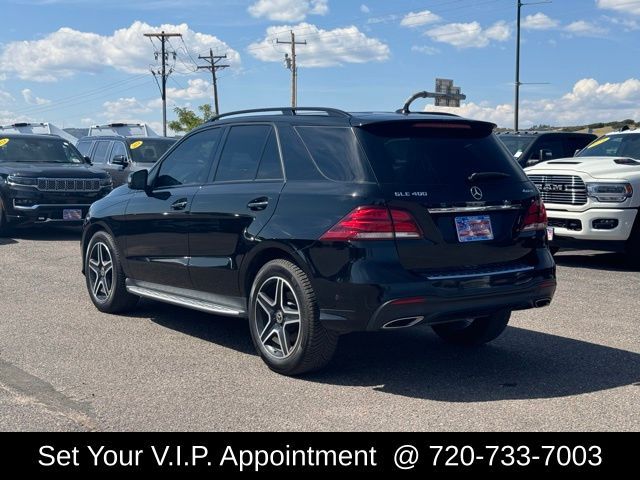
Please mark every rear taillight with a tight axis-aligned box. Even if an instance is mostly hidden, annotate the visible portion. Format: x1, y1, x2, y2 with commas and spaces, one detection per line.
521, 199, 548, 232
320, 206, 422, 241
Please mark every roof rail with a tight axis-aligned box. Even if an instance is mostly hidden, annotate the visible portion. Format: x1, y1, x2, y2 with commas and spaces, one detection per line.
209, 107, 352, 122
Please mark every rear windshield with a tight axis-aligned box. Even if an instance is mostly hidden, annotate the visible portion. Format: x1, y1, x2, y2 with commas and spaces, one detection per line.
356, 122, 528, 185
0, 137, 85, 164
128, 138, 175, 164
497, 134, 535, 157
577, 133, 640, 160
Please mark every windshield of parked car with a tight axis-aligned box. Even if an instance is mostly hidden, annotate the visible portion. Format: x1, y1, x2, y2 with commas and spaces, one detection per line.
0, 137, 85, 163
127, 138, 176, 164
498, 134, 535, 158
577, 133, 640, 160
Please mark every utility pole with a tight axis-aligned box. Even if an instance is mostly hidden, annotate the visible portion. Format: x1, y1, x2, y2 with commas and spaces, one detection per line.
277, 31, 307, 107
197, 49, 229, 116
515, 0, 522, 131
144, 30, 182, 136
514, 0, 551, 131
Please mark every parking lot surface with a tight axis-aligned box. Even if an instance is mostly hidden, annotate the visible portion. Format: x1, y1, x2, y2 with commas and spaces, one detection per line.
0, 227, 638, 431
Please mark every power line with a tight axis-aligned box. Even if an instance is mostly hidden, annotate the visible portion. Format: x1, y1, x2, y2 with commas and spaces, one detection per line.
276, 31, 307, 108
144, 30, 182, 136
197, 49, 229, 116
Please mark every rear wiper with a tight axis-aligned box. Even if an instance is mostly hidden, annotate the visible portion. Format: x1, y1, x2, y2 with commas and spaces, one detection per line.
468, 171, 511, 182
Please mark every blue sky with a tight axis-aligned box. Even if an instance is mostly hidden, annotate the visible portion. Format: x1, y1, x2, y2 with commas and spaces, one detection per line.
1, 0, 639, 132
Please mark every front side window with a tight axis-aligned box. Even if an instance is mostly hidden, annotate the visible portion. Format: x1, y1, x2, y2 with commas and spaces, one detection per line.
128, 138, 175, 164
155, 128, 221, 188
110, 142, 127, 163
76, 140, 92, 156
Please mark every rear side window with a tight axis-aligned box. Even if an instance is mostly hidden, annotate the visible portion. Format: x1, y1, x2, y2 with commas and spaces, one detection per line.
76, 140, 92, 156
357, 122, 528, 185
294, 126, 373, 182
215, 125, 274, 182
92, 141, 111, 164
256, 131, 283, 180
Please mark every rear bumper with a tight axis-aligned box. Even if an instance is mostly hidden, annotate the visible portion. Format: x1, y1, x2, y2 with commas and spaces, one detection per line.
315, 248, 556, 333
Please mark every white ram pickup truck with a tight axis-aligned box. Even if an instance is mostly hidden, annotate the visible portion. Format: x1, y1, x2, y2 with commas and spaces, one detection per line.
525, 129, 640, 260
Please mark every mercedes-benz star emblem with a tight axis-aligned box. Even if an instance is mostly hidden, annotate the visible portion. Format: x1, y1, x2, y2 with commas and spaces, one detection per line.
470, 186, 483, 200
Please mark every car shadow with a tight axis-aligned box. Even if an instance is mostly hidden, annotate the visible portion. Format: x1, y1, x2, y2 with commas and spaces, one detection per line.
135, 299, 640, 402
3, 225, 82, 242
554, 250, 640, 272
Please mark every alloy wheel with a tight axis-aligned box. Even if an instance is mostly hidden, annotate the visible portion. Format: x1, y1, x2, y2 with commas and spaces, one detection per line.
87, 242, 114, 302
254, 276, 302, 359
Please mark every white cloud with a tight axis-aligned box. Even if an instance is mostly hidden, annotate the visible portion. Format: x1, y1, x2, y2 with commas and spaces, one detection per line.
564, 20, 609, 36
0, 90, 14, 105
0, 21, 240, 82
166, 78, 211, 100
603, 15, 640, 30
597, 0, 640, 15
248, 0, 328, 22
400, 10, 441, 28
522, 12, 559, 30
248, 22, 390, 67
360, 4, 370, 14
411, 45, 440, 55
21, 88, 51, 105
426, 21, 511, 48
428, 78, 640, 128
103, 97, 152, 121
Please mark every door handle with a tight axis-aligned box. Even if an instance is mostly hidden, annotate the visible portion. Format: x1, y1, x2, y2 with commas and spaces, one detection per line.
171, 198, 189, 211
247, 197, 269, 211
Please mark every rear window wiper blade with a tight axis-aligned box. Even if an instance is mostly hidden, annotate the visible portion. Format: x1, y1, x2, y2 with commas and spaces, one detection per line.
468, 171, 511, 182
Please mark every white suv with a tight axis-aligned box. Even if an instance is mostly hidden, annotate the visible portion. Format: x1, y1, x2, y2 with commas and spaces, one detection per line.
525, 129, 640, 260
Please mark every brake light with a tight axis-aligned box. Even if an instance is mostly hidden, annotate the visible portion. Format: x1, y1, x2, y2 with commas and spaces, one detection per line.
521, 199, 548, 232
320, 206, 422, 241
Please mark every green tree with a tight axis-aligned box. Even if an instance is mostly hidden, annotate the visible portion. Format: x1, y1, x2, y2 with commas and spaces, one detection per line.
168, 104, 214, 133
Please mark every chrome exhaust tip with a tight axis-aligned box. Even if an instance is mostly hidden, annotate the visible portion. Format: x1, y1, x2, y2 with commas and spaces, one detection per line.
382, 316, 424, 330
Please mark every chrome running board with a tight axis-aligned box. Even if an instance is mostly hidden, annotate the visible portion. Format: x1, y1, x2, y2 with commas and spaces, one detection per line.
126, 284, 245, 317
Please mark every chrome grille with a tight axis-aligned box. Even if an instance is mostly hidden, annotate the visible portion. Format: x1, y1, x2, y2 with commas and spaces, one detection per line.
527, 174, 587, 206
37, 178, 101, 192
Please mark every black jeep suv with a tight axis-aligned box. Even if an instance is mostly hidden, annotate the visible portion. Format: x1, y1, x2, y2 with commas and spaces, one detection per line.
0, 133, 112, 234
81, 107, 556, 375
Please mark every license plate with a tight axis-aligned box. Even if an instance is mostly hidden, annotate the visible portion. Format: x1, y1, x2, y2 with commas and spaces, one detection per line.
455, 215, 494, 242
63, 209, 82, 221
547, 227, 554, 241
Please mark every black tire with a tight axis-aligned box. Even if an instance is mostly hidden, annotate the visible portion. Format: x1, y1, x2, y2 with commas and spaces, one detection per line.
248, 259, 338, 375
432, 310, 511, 346
85, 230, 139, 313
0, 197, 11, 237
625, 216, 640, 265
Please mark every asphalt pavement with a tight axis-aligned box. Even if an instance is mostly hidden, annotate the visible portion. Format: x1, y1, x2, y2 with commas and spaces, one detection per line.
0, 226, 638, 431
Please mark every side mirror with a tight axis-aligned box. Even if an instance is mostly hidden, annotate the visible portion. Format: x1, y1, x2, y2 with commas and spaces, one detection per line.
112, 155, 129, 166
539, 149, 553, 161
83, 156, 92, 165
128, 169, 148, 191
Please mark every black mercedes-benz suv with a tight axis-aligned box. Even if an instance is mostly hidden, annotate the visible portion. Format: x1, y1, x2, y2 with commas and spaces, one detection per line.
0, 133, 112, 234
81, 107, 556, 375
